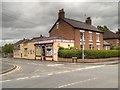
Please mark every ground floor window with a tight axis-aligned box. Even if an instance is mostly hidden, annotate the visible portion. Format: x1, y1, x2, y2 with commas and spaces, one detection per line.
97, 45, 100, 50
36, 46, 42, 56
45, 44, 53, 56
89, 44, 93, 50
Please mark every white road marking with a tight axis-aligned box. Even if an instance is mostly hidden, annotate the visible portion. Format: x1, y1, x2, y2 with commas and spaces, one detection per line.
47, 64, 64, 67
27, 63, 42, 65
48, 73, 53, 76
1, 65, 105, 83
16, 77, 29, 80
57, 78, 96, 88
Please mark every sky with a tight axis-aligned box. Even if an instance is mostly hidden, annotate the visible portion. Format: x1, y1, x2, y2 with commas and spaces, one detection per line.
1, 1, 119, 46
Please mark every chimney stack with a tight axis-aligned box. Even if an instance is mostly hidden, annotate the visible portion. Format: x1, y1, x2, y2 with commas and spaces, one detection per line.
58, 8, 65, 19
85, 17, 92, 25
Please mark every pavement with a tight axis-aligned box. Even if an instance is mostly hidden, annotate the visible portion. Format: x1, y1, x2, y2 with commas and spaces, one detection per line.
0, 58, 119, 88
0, 60, 16, 74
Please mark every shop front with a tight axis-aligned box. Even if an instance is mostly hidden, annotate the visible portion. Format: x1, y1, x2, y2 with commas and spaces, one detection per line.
34, 39, 74, 61
35, 43, 53, 61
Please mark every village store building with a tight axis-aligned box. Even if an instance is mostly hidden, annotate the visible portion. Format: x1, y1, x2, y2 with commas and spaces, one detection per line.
14, 37, 74, 61
49, 9, 104, 50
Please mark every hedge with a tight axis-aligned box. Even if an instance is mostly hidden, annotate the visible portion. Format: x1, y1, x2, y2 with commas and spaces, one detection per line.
58, 50, 120, 59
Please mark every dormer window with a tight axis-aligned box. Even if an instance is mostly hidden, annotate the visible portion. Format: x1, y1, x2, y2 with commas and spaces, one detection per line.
56, 22, 59, 29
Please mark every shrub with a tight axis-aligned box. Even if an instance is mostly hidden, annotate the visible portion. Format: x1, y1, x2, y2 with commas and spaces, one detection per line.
58, 49, 119, 59
58, 49, 82, 58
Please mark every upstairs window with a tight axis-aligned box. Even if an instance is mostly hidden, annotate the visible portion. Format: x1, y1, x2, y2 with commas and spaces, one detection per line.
89, 32, 92, 41
56, 22, 59, 29
96, 33, 100, 42
80, 32, 84, 41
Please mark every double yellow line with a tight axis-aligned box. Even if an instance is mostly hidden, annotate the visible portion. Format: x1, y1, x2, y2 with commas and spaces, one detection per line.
0, 65, 21, 76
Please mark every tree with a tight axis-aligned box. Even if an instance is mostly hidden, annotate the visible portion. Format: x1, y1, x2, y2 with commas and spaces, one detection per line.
97, 25, 109, 32
116, 29, 120, 36
2, 44, 14, 54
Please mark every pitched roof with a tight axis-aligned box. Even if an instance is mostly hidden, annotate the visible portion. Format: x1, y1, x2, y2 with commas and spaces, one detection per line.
103, 30, 120, 40
49, 18, 103, 33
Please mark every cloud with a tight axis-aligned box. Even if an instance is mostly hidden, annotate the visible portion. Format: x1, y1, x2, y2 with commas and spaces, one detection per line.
1, 2, 118, 46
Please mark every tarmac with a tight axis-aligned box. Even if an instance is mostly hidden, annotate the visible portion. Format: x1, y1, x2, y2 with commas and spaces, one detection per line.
0, 58, 119, 75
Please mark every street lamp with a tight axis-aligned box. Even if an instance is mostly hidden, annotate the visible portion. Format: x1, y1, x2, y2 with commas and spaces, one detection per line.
81, 32, 85, 63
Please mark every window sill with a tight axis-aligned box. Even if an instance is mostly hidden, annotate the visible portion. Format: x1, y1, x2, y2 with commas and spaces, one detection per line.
96, 40, 100, 42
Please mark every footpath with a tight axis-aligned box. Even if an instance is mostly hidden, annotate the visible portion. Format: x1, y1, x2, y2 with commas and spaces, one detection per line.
0, 63, 17, 74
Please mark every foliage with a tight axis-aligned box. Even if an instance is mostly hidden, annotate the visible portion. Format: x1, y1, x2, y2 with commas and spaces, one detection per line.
58, 49, 82, 58
58, 49, 119, 59
116, 29, 120, 36
97, 25, 109, 31
2, 44, 14, 54
110, 44, 120, 50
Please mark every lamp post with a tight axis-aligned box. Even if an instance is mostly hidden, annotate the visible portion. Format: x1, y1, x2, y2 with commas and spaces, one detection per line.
81, 32, 85, 63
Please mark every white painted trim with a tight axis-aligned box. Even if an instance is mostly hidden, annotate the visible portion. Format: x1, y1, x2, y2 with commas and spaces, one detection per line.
96, 33, 100, 34
89, 43, 93, 44
80, 42, 85, 45
96, 43, 100, 45
80, 30, 85, 32
89, 31, 92, 33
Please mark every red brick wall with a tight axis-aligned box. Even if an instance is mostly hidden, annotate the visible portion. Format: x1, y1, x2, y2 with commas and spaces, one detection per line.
105, 39, 119, 46
49, 19, 104, 50
92, 32, 97, 50
84, 31, 89, 49
74, 29, 80, 48
100, 33, 103, 50
49, 19, 75, 40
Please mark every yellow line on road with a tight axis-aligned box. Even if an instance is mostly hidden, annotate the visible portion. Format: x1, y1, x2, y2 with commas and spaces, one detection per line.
0, 65, 21, 76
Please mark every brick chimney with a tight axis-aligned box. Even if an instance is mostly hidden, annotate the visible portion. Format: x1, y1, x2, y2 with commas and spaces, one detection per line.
85, 17, 92, 25
58, 8, 65, 19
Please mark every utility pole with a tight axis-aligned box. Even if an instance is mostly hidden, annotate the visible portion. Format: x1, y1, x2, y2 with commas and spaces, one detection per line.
81, 32, 85, 63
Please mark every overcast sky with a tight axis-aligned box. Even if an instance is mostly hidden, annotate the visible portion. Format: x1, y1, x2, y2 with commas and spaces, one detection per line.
1, 1, 119, 46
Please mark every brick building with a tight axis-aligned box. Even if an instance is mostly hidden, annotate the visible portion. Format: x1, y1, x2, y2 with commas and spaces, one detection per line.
49, 9, 104, 50
103, 30, 120, 46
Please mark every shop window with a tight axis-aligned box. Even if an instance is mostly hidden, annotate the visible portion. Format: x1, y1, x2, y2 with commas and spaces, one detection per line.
46, 45, 53, 56
46, 48, 52, 56
24, 48, 28, 56
36, 46, 41, 56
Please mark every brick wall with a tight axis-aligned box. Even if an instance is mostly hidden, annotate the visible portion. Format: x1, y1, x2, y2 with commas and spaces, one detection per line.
105, 39, 119, 46
50, 19, 75, 40
49, 19, 104, 50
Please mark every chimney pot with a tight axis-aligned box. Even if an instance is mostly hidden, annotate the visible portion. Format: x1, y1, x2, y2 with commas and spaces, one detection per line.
85, 17, 92, 25
58, 8, 65, 19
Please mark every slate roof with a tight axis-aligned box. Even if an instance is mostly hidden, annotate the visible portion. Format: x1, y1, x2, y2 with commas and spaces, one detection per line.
49, 18, 103, 33
103, 30, 120, 40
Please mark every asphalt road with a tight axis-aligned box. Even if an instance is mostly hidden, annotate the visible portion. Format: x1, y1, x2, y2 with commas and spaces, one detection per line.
1, 58, 118, 88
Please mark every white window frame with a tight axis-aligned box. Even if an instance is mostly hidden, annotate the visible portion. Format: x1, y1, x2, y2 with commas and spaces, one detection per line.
89, 31, 92, 41
56, 22, 59, 29
80, 30, 85, 41
89, 43, 93, 50
96, 33, 100, 42
97, 45, 100, 50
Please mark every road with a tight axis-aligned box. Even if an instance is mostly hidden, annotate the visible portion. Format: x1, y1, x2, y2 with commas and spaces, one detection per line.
0, 58, 118, 88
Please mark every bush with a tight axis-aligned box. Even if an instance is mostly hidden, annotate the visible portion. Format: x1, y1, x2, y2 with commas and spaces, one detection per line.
58, 49, 82, 58
58, 50, 119, 59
